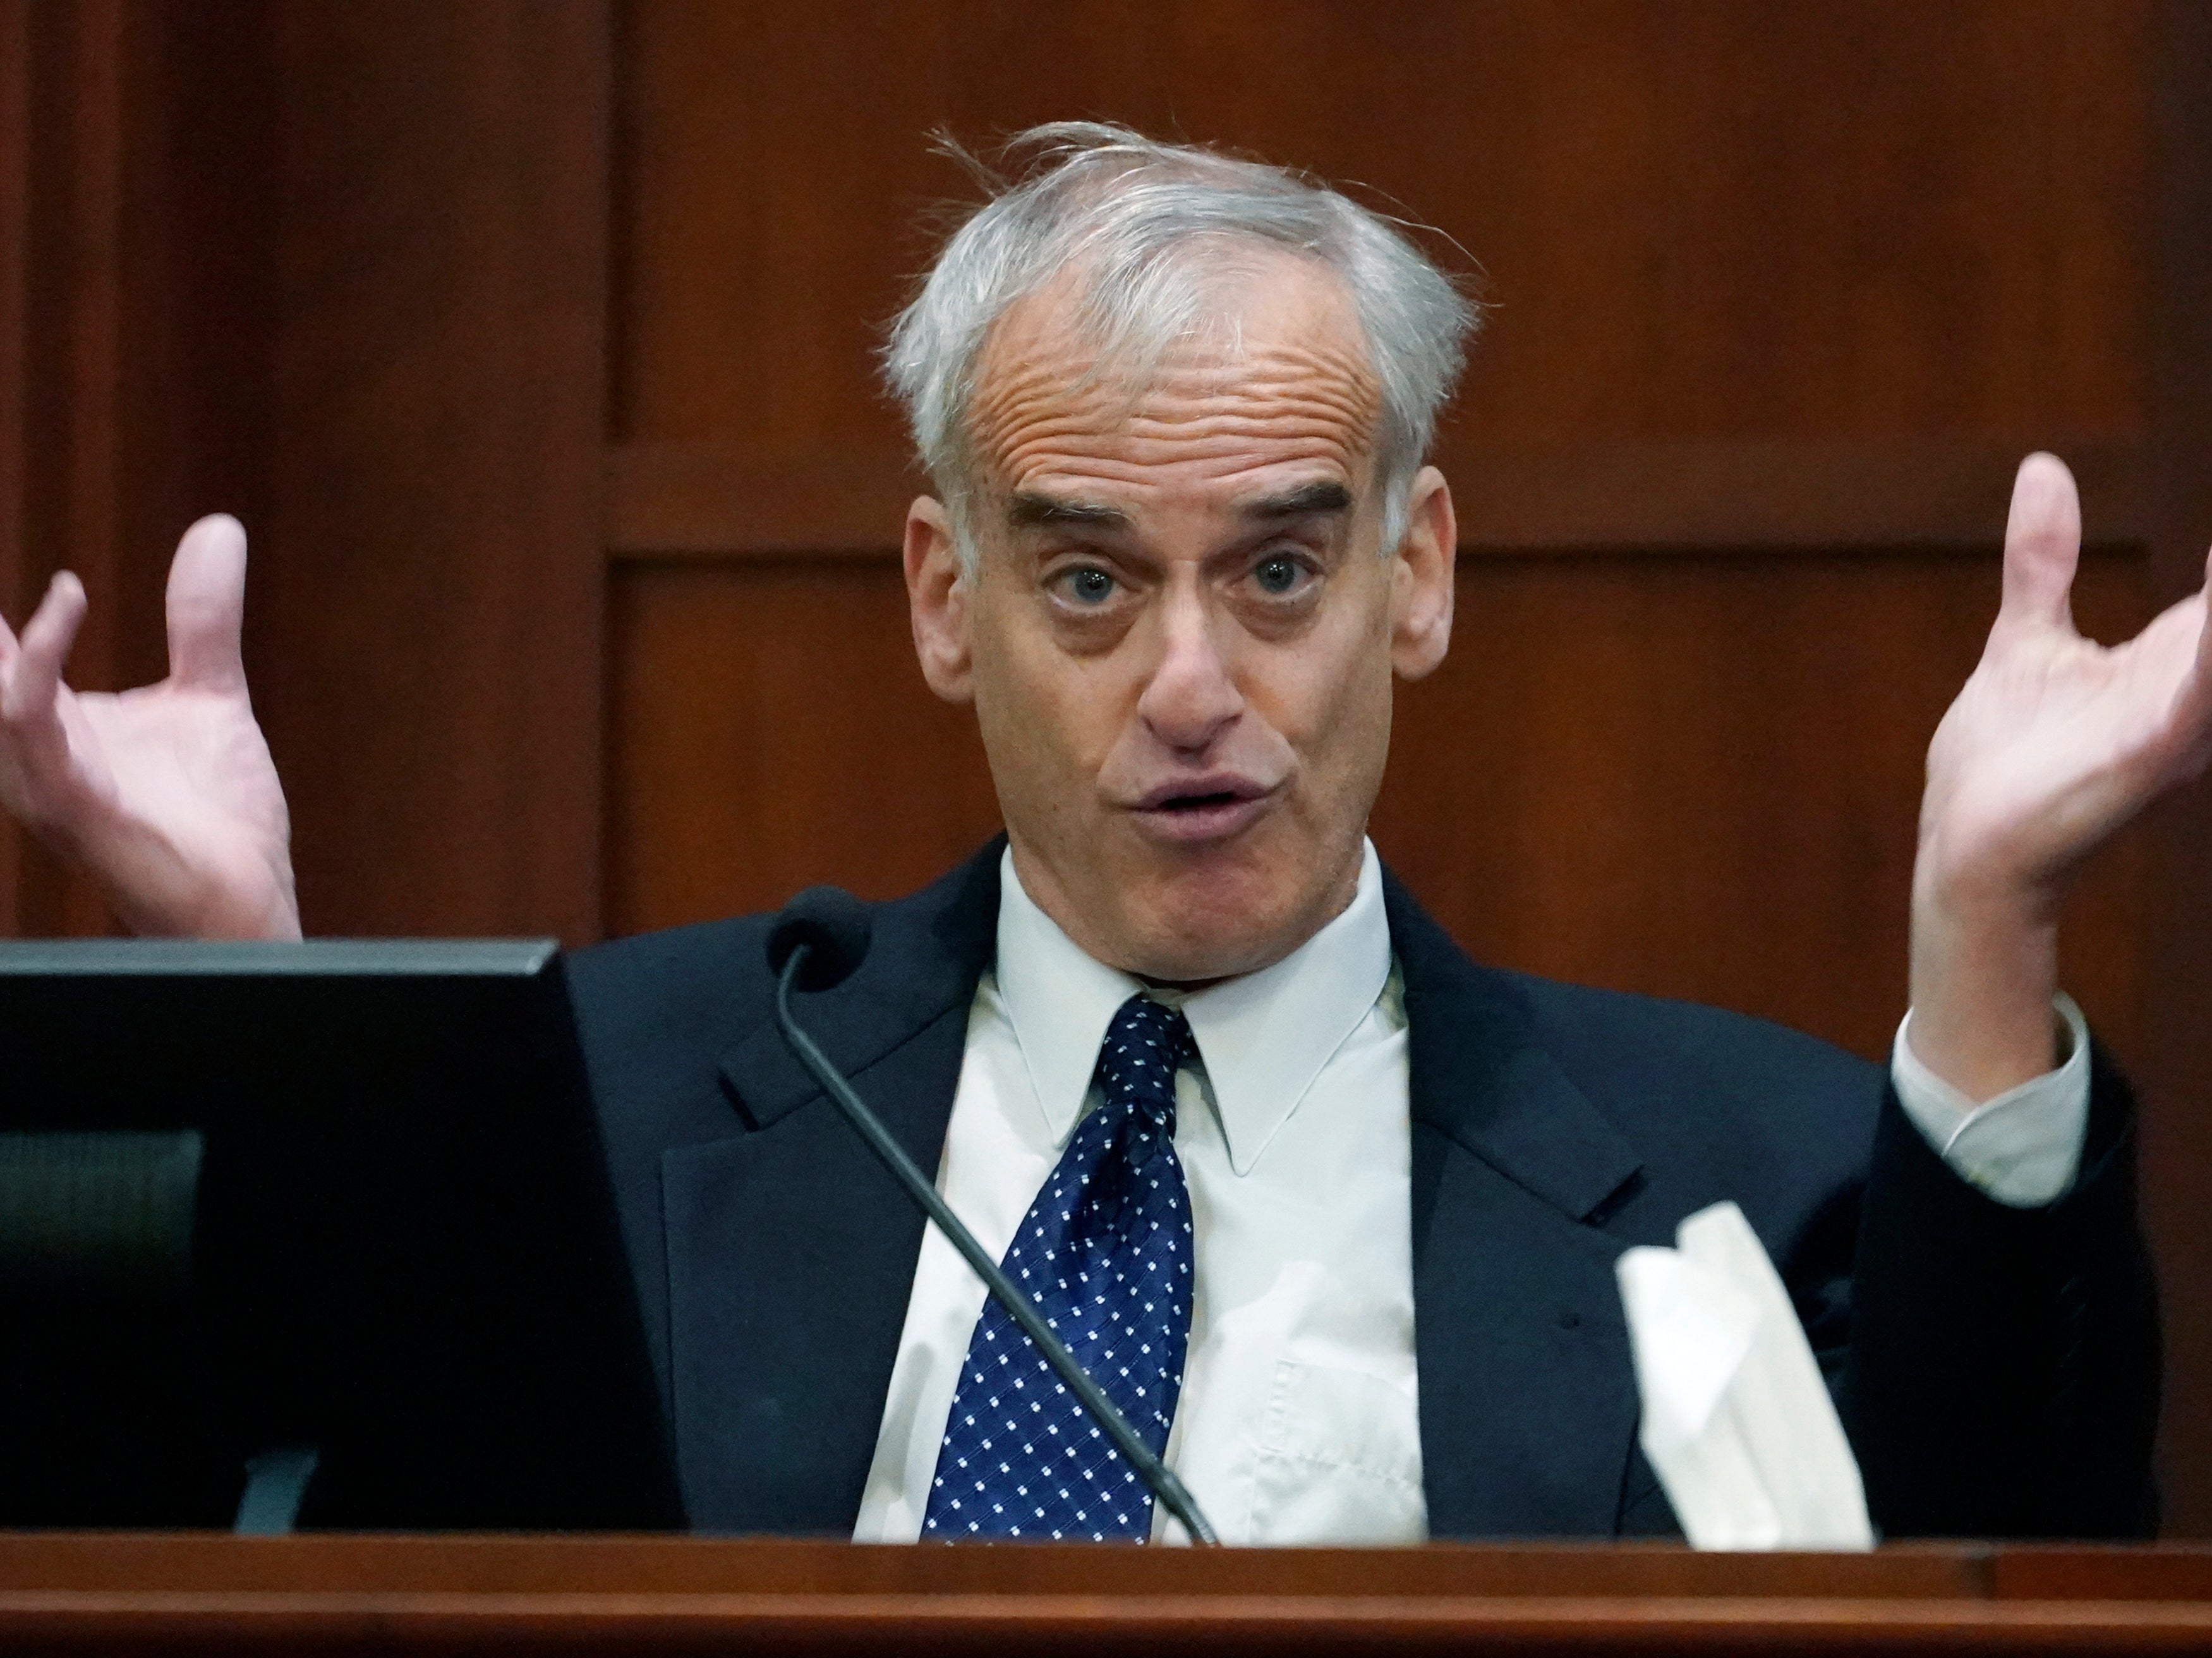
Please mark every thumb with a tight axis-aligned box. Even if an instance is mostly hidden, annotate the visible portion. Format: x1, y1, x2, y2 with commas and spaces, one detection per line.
166, 514, 249, 690
1997, 452, 2082, 634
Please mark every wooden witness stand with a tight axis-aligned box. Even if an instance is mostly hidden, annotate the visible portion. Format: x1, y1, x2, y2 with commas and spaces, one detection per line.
6, 1536, 2212, 1654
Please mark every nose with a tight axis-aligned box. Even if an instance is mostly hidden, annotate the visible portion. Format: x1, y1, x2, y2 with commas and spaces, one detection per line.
1135, 583, 1243, 753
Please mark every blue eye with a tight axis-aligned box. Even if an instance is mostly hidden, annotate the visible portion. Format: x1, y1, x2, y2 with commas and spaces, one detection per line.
1254, 555, 1303, 596
1062, 567, 1116, 605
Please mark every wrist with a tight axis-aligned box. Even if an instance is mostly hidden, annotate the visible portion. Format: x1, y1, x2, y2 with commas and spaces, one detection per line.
1907, 862, 2064, 1104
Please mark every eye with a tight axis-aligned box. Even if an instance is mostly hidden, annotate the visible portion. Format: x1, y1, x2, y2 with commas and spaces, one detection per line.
1056, 566, 1118, 606
1252, 554, 1307, 597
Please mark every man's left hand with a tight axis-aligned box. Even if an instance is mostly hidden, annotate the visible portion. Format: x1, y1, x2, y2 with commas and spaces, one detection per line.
1910, 451, 2212, 1102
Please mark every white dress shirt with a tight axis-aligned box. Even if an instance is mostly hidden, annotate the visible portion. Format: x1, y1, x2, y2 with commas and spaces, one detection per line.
851, 841, 2091, 1546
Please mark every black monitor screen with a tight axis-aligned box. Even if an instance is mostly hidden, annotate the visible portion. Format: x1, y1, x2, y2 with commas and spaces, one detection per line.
0, 940, 679, 1531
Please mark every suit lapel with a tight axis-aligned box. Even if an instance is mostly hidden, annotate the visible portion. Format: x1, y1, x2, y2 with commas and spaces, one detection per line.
1385, 874, 1650, 1538
663, 848, 1000, 1533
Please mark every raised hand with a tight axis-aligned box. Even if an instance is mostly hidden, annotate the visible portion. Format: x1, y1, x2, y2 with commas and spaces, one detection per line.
1909, 452, 2212, 1099
0, 515, 299, 939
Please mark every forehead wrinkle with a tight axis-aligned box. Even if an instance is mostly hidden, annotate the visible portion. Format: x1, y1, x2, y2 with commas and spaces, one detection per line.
973, 366, 1381, 505
996, 426, 1365, 496
977, 331, 1377, 411
997, 392, 1376, 453
974, 353, 1379, 438
964, 266, 1385, 506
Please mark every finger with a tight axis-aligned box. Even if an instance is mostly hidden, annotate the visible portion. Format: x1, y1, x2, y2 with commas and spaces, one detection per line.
3, 572, 86, 724
2184, 547, 2212, 739
1998, 451, 2082, 632
165, 513, 248, 690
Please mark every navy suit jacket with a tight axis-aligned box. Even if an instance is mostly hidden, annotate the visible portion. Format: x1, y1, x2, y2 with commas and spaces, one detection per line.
568, 841, 2158, 1539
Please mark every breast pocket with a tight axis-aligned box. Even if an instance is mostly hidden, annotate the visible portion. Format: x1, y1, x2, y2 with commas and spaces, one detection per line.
1248, 1360, 1426, 1544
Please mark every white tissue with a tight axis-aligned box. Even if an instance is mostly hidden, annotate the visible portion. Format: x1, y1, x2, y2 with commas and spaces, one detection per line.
1616, 1201, 1874, 1551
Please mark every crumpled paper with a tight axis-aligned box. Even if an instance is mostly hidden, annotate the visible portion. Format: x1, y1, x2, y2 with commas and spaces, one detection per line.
1615, 1201, 1873, 1551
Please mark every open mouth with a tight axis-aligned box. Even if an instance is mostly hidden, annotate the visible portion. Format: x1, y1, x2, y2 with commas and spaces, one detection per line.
1127, 779, 1276, 843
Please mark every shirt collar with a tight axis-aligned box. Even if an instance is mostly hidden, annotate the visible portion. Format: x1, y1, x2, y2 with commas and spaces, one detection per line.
994, 841, 1392, 1176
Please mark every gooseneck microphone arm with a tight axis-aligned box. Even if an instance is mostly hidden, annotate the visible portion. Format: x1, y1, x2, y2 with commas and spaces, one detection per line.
773, 943, 1221, 1547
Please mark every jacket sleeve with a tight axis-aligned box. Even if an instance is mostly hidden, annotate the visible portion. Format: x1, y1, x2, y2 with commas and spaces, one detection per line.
1839, 1040, 2159, 1538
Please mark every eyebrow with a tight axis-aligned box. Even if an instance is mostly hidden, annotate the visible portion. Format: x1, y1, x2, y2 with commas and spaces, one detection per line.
1005, 479, 1353, 531
1238, 480, 1353, 520
1007, 492, 1132, 531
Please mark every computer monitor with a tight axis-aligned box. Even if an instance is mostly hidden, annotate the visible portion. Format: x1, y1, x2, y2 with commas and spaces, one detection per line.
0, 940, 680, 1531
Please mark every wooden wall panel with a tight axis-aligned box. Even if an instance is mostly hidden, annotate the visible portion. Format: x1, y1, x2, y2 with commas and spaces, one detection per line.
0, 0, 37, 936
613, 0, 2145, 459
606, 559, 1000, 931
1, 1, 610, 945
255, 0, 608, 940
2141, 0, 2212, 1538
0, 0, 274, 939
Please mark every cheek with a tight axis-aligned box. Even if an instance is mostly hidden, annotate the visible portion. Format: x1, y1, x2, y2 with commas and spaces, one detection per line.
1250, 584, 1397, 782
967, 587, 1129, 792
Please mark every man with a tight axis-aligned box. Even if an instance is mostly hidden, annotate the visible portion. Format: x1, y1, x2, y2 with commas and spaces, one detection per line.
0, 125, 2192, 1542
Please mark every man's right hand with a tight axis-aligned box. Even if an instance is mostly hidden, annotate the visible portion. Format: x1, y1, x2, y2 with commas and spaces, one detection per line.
0, 514, 299, 940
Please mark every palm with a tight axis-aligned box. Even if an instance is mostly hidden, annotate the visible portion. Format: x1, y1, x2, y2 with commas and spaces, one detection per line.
1920, 456, 2212, 897
64, 677, 290, 893
0, 516, 299, 938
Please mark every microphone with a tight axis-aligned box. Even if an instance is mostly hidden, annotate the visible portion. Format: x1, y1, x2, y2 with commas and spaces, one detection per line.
766, 885, 1220, 1547
767, 886, 874, 992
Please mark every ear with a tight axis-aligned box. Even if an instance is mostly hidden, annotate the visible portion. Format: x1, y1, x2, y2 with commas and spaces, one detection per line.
905, 495, 974, 703
1389, 466, 1456, 682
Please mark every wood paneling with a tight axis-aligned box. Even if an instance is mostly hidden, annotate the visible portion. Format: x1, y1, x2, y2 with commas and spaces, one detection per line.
613, 0, 2146, 459
254, 0, 609, 941
21, 1534, 2212, 1653
2141, 0, 2212, 1539
0, 1528, 1995, 1601
0, 0, 33, 935
0, 0, 275, 938
2, 1, 611, 945
2, 0, 139, 939
606, 559, 1001, 932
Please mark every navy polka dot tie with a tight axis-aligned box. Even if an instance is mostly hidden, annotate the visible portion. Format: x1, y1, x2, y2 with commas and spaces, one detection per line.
922, 994, 1197, 1541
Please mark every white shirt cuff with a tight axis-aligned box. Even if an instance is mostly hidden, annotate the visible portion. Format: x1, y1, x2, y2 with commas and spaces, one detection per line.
1890, 995, 2091, 1209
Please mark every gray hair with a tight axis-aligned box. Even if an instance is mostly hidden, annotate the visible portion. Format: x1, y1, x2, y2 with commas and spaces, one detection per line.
882, 123, 1479, 568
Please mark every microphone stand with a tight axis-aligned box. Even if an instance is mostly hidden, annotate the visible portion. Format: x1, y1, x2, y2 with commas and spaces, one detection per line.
775, 944, 1221, 1546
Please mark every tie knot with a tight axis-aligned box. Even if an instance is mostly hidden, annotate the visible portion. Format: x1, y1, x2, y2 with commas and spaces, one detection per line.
1094, 995, 1194, 1131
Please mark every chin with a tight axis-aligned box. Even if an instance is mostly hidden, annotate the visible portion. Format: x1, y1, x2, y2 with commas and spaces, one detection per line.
1116, 855, 1319, 983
